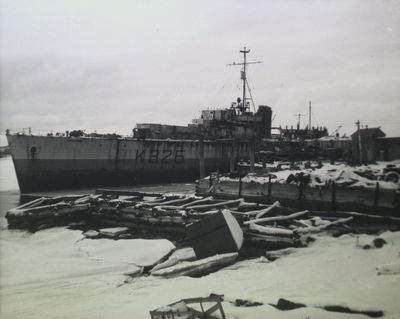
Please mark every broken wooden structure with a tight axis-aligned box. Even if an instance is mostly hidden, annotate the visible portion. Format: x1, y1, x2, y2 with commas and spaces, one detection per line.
149, 294, 226, 319
6, 190, 400, 255
186, 210, 243, 258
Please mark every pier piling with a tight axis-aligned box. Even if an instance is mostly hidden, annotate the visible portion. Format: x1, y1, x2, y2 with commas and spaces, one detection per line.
230, 141, 235, 173
199, 136, 205, 179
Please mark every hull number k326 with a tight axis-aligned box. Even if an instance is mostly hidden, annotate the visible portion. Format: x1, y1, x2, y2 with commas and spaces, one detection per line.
135, 149, 185, 163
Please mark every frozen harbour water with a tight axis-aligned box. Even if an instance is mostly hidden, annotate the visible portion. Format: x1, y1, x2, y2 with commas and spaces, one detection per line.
1, 157, 400, 318
2, 227, 400, 318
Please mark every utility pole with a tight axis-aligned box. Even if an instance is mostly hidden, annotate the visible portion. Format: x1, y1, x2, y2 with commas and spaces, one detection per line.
308, 101, 312, 132
356, 120, 362, 164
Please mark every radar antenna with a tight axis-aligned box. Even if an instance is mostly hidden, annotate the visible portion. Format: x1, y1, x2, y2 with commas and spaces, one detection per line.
227, 47, 262, 113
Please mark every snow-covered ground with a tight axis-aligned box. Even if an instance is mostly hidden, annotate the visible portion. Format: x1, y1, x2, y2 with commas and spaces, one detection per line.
236, 161, 400, 189
1, 227, 400, 318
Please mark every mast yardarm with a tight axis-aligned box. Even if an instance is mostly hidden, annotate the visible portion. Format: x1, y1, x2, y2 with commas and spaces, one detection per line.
227, 47, 262, 113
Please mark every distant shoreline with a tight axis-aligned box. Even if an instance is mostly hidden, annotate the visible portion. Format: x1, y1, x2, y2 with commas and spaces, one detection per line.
0, 145, 11, 157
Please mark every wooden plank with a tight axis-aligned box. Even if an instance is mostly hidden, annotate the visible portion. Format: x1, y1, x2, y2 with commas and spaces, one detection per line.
95, 188, 164, 197
243, 210, 309, 225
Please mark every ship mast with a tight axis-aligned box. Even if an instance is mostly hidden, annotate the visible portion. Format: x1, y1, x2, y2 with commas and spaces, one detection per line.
228, 47, 262, 113
241, 47, 249, 112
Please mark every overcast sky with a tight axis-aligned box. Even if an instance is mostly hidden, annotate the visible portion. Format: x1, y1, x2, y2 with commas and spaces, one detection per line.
1, 0, 399, 143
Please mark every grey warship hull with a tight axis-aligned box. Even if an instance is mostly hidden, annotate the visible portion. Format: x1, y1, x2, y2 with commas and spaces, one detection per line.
7, 134, 250, 193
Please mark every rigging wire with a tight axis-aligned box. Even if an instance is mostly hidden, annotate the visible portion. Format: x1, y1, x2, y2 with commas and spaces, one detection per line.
245, 78, 256, 112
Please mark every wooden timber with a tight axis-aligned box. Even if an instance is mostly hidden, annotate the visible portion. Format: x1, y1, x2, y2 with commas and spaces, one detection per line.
6, 191, 400, 254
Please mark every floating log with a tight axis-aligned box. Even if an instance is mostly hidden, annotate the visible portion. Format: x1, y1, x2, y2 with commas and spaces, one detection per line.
185, 198, 244, 211
119, 206, 185, 218
239, 201, 279, 218
151, 252, 238, 278
7, 202, 90, 219
294, 217, 353, 234
151, 207, 187, 217
308, 210, 400, 225
14, 197, 47, 210
116, 212, 187, 226
6, 202, 91, 229
140, 196, 189, 208
95, 188, 164, 198
247, 223, 293, 237
256, 201, 280, 219
243, 210, 309, 225
180, 196, 213, 208
153, 205, 185, 210
291, 219, 311, 228
187, 210, 219, 218
137, 197, 168, 205
49, 194, 90, 202
150, 247, 197, 273
15, 194, 89, 210
73, 195, 96, 204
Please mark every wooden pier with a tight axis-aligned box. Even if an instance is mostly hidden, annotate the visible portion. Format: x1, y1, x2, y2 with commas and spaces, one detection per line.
196, 174, 400, 215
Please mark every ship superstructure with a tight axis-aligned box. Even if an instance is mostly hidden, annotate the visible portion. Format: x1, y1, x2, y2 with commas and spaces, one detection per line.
134, 105, 272, 140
